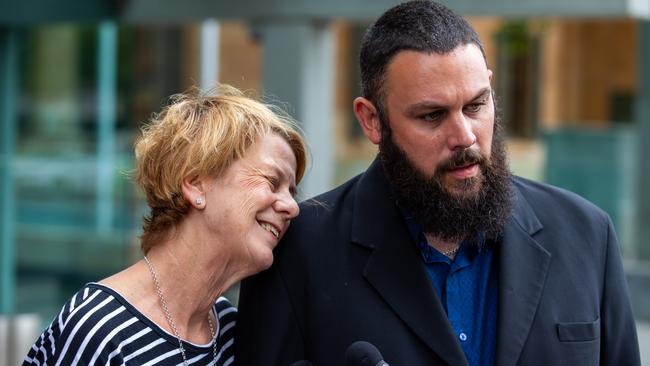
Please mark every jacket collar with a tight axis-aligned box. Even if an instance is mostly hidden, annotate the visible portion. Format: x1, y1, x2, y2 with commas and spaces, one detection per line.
351, 158, 468, 365
496, 182, 551, 366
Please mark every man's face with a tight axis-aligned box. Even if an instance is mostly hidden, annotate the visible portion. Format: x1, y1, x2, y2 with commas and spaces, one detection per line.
376, 44, 512, 242
381, 44, 495, 196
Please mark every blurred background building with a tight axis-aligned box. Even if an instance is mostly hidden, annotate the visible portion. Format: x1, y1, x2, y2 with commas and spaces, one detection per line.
1, 0, 650, 363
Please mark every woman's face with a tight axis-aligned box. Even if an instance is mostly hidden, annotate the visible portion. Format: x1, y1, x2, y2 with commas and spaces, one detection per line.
201, 133, 300, 274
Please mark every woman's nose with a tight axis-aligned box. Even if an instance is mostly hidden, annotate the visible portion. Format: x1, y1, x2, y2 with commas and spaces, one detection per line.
275, 192, 300, 219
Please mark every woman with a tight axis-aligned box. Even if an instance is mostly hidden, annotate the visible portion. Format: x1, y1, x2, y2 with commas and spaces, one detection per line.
23, 84, 306, 366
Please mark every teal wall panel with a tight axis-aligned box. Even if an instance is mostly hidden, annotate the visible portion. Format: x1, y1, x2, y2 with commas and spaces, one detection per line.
0, 28, 18, 314
544, 127, 637, 256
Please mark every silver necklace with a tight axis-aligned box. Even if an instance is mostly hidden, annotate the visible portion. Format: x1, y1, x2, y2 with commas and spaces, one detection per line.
143, 255, 218, 365
440, 246, 460, 258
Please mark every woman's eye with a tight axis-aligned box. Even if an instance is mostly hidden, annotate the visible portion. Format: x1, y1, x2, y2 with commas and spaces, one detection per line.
267, 175, 280, 189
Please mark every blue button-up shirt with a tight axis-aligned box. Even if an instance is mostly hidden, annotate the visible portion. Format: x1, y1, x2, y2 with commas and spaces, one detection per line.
404, 217, 498, 366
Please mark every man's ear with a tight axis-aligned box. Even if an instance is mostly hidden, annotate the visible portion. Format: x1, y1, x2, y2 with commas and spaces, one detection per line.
181, 175, 206, 209
353, 97, 382, 145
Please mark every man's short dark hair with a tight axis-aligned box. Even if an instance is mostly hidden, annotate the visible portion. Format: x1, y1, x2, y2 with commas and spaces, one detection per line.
360, 0, 485, 110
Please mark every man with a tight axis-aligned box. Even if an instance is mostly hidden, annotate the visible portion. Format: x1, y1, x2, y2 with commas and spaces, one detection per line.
235, 1, 641, 365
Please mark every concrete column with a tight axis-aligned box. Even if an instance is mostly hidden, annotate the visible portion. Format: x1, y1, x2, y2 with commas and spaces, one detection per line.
259, 21, 335, 199
200, 19, 220, 92
0, 28, 18, 314
636, 20, 650, 260
0, 314, 41, 366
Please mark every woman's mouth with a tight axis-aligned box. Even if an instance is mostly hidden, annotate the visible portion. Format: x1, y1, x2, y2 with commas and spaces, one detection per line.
258, 221, 280, 238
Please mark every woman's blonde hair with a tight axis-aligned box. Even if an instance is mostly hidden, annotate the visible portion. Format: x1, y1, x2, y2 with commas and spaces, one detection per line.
134, 84, 307, 253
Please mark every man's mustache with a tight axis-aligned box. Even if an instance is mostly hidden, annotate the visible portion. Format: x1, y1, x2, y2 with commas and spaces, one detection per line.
437, 148, 487, 174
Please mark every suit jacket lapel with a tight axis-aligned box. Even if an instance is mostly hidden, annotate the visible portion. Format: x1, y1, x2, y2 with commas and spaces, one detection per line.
351, 159, 468, 365
496, 185, 552, 366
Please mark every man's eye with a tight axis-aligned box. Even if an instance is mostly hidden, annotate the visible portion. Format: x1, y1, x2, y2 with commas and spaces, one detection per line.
421, 111, 444, 122
465, 103, 484, 113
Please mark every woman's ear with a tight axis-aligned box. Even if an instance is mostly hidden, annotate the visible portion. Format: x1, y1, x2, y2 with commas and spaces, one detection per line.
353, 97, 382, 145
181, 175, 206, 209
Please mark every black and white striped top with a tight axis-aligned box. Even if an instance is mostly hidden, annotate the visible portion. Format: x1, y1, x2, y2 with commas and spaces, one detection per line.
23, 283, 237, 366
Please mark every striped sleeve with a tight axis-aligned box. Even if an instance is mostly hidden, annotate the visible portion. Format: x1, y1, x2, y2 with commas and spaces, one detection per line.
23, 287, 94, 365
23, 286, 237, 366
22, 286, 139, 366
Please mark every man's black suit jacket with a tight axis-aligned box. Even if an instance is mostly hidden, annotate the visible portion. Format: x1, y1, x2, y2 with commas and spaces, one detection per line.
236, 159, 640, 365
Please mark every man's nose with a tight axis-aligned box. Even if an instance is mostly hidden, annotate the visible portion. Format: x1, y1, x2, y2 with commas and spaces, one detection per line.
446, 113, 477, 150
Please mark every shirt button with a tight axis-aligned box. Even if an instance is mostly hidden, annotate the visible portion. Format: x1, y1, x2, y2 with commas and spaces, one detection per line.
459, 332, 468, 342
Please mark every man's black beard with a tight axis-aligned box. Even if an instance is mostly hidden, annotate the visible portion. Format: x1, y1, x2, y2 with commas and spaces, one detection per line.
378, 112, 513, 244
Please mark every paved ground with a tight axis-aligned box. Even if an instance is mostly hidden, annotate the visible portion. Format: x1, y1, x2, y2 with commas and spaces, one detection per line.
638, 322, 650, 364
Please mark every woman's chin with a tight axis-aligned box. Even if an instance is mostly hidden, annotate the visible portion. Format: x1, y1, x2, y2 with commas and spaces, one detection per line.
252, 250, 275, 274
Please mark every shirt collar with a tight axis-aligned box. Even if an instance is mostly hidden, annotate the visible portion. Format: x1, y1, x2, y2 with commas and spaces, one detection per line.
400, 208, 486, 265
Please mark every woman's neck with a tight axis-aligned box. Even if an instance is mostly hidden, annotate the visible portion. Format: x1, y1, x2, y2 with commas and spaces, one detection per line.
101, 232, 240, 343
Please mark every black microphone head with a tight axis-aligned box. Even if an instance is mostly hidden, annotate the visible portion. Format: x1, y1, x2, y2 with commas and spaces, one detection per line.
344, 341, 385, 366
288, 360, 313, 366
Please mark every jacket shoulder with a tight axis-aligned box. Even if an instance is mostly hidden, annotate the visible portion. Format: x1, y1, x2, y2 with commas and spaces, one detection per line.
513, 176, 602, 209
277, 172, 363, 255
512, 176, 611, 229
296, 173, 363, 218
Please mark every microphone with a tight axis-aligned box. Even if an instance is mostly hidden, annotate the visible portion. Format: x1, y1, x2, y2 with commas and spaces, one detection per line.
344, 341, 390, 366
288, 361, 313, 366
